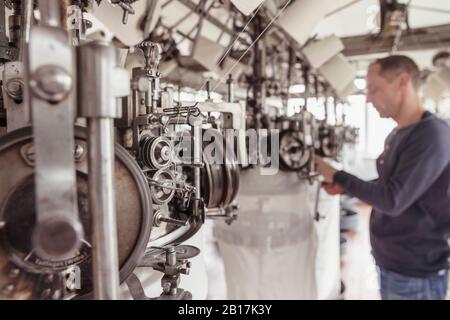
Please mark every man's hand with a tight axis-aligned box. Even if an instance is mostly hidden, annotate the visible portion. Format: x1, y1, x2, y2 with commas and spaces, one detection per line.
322, 182, 345, 195
315, 156, 338, 183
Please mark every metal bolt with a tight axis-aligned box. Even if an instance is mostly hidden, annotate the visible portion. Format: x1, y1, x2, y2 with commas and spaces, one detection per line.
2, 284, 14, 295
122, 11, 129, 24
52, 290, 61, 299
5, 78, 24, 101
162, 282, 171, 294
30, 65, 72, 104
153, 210, 162, 227
8, 268, 20, 279
74, 144, 85, 161
40, 288, 51, 299
32, 215, 83, 262
44, 274, 54, 284
161, 146, 170, 161
25, 145, 35, 162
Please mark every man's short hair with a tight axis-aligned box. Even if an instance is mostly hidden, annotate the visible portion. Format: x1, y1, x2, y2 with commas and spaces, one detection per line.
371, 55, 421, 90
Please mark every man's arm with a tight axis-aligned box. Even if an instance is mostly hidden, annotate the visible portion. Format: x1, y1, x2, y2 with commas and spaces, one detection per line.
333, 122, 450, 217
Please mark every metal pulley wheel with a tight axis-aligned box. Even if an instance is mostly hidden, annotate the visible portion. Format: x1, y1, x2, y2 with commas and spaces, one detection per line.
279, 129, 311, 171
320, 136, 335, 158
0, 127, 153, 300
317, 126, 344, 158
149, 169, 176, 205
140, 135, 173, 170
140, 245, 201, 267
201, 129, 239, 209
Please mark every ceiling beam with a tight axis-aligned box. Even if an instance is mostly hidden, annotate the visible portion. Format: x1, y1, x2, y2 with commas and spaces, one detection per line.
341, 24, 450, 57
176, 0, 251, 47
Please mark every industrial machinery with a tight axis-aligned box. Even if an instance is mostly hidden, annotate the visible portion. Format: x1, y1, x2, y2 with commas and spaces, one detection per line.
0, 0, 241, 300
0, 0, 362, 300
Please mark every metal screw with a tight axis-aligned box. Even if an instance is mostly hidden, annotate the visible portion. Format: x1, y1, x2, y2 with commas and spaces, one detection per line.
5, 78, 24, 101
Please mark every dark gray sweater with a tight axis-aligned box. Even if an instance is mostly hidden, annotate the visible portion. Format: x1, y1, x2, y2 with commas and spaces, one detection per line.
334, 111, 450, 277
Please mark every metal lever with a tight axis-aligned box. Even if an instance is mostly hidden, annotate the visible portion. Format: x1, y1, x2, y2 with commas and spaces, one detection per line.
159, 217, 189, 227
28, 0, 83, 262
206, 79, 212, 101
153, 211, 188, 227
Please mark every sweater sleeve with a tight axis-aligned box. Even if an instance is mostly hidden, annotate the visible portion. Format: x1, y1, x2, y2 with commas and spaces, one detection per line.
333, 121, 450, 217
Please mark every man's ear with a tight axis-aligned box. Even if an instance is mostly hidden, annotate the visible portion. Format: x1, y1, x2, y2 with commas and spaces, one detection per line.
398, 72, 411, 89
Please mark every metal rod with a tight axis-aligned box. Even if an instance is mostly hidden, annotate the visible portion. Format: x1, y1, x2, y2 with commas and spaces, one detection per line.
78, 41, 125, 300
227, 74, 234, 103
0, 1, 7, 44
170, 8, 195, 30
260, 34, 267, 114
205, 207, 226, 214
159, 216, 188, 227
217, 13, 232, 43
19, 0, 33, 60
38, 0, 62, 27
192, 118, 202, 217
178, 0, 250, 46
168, 116, 189, 124
325, 0, 361, 18
314, 179, 322, 221
189, 0, 207, 54
88, 118, 120, 300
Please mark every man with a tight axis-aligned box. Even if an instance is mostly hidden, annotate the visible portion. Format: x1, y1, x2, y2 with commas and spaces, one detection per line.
315, 55, 450, 300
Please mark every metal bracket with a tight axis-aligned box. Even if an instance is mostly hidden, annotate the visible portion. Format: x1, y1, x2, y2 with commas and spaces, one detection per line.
3, 62, 29, 132
126, 245, 198, 300
0, 0, 19, 62
125, 273, 192, 300
27, 18, 83, 262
